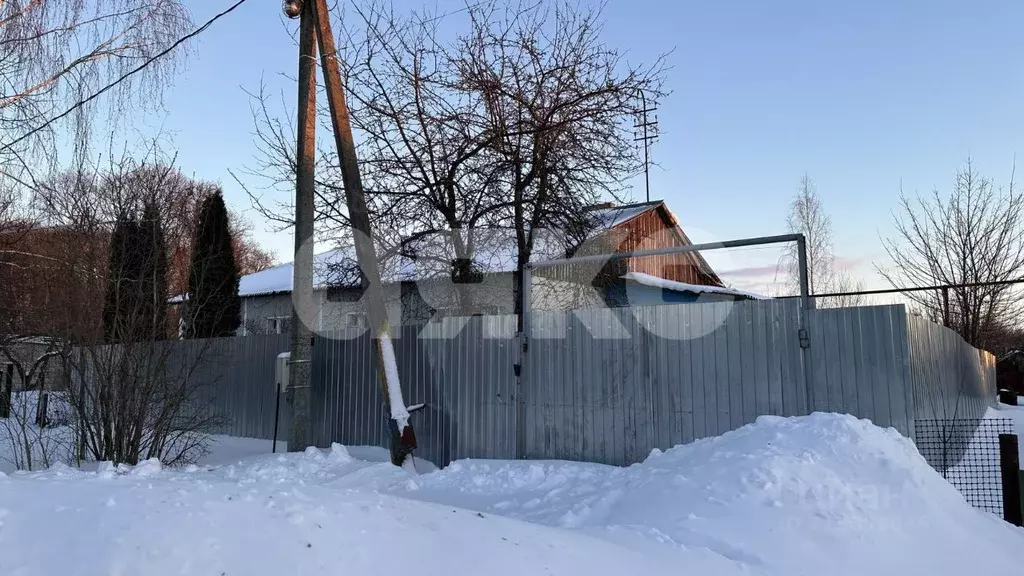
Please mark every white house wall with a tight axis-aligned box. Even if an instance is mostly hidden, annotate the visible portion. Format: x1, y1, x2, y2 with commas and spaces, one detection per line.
237, 272, 606, 335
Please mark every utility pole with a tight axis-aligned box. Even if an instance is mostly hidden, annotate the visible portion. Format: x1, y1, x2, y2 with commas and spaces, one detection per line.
309, 0, 415, 466
633, 89, 659, 203
284, 0, 316, 451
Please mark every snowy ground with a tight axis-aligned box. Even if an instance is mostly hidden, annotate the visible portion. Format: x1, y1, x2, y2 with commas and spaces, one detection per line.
1, 413, 1022, 575
986, 401, 1024, 461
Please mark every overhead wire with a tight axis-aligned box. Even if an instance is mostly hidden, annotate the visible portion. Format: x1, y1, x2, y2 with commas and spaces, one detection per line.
0, 0, 253, 155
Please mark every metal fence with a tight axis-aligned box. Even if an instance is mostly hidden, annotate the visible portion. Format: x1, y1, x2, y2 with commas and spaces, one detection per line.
310, 318, 520, 466
907, 314, 996, 426
915, 418, 1015, 517
309, 301, 915, 466
805, 306, 914, 437
524, 301, 814, 463
169, 334, 290, 439
83, 300, 997, 468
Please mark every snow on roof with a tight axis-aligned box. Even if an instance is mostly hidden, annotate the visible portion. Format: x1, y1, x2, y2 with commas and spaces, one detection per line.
227, 201, 719, 299
623, 271, 768, 300
233, 248, 426, 297
235, 232, 573, 298
238, 249, 343, 297
585, 200, 662, 237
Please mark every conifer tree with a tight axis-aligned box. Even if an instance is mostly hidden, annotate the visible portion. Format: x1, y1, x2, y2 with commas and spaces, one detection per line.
185, 191, 241, 338
141, 202, 168, 340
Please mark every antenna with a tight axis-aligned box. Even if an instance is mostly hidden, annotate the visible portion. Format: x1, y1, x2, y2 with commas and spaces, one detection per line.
633, 89, 659, 203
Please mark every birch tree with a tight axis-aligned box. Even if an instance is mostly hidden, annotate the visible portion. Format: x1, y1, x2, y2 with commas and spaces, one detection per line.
782, 174, 864, 307
0, 0, 191, 184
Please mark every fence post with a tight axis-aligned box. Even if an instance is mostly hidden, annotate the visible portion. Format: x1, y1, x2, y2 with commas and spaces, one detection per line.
515, 265, 532, 460
999, 433, 1023, 526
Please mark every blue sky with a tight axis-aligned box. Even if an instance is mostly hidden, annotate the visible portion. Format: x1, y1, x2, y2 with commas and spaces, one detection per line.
149, 0, 1024, 294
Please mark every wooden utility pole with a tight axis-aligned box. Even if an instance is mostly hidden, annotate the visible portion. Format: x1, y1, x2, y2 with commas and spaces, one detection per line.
309, 0, 415, 466
286, 0, 317, 451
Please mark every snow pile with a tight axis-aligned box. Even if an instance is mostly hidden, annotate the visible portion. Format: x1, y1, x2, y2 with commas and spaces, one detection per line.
987, 402, 1024, 461
1, 413, 1022, 576
403, 413, 1022, 575
0, 445, 659, 576
989, 401, 1024, 432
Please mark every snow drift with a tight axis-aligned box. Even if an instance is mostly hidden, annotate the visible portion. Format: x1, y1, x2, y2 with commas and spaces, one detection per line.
1, 413, 1021, 576
405, 413, 1024, 575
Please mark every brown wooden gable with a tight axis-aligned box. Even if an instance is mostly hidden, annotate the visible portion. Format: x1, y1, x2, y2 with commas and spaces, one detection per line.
603, 203, 723, 288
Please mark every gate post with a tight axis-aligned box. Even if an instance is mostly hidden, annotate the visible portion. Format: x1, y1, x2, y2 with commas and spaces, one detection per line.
999, 433, 1023, 526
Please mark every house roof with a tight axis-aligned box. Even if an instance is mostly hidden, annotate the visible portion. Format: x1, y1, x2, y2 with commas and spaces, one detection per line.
231, 200, 724, 298
586, 200, 663, 233
998, 350, 1024, 368
581, 200, 721, 285
237, 249, 352, 297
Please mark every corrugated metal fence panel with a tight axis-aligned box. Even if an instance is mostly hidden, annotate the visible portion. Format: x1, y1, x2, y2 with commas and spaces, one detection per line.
979, 349, 997, 401
200, 334, 290, 439
804, 305, 912, 436
520, 300, 806, 466
68, 334, 291, 441
310, 328, 383, 452
906, 315, 993, 423
309, 317, 519, 467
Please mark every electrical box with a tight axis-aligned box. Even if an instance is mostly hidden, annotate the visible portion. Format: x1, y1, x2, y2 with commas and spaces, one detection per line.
276, 352, 291, 393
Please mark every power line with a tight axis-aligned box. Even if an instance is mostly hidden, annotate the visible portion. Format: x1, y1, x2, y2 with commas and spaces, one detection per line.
778, 278, 1024, 299
0, 0, 252, 155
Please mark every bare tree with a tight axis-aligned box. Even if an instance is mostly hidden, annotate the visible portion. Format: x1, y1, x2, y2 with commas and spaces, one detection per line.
460, 0, 664, 317
980, 323, 1024, 359
826, 269, 866, 308
67, 336, 224, 466
0, 175, 106, 468
880, 158, 1024, 349
783, 175, 831, 294
0, 0, 191, 186
34, 155, 274, 303
0, 156, 242, 467
244, 4, 510, 315
245, 0, 663, 317
781, 174, 864, 307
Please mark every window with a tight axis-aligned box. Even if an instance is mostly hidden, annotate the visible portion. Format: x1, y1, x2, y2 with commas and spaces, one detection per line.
267, 316, 292, 334
344, 313, 368, 329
